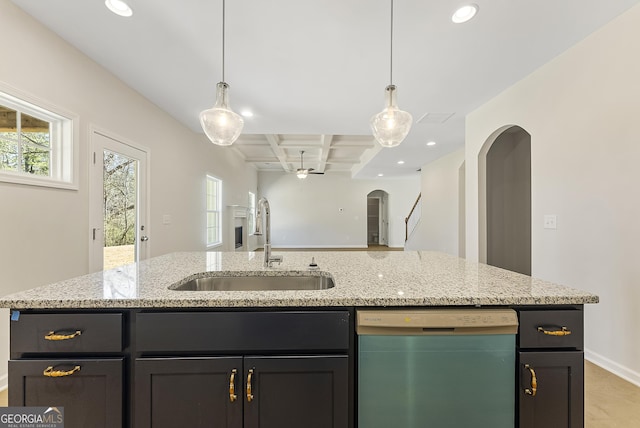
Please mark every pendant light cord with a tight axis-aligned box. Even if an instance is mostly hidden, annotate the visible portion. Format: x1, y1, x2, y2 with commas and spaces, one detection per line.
390, 0, 394, 86
222, 0, 226, 82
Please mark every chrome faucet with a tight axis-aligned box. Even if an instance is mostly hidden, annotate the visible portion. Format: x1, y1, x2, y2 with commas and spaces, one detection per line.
254, 197, 283, 268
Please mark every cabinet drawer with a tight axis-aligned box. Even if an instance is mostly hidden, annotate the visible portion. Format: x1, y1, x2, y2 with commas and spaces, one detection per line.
518, 310, 583, 350
8, 358, 123, 428
136, 311, 350, 353
11, 313, 123, 354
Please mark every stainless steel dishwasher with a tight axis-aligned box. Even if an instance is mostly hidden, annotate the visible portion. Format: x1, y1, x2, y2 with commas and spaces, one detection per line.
357, 309, 518, 428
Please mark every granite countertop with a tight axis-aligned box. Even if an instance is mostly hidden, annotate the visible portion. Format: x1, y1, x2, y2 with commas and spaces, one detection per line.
0, 251, 599, 309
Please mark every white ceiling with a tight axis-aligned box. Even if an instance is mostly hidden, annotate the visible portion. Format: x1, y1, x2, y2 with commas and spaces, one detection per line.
11, 0, 640, 178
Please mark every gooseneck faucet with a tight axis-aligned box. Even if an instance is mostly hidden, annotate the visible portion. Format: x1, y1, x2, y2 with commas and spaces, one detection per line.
254, 197, 283, 268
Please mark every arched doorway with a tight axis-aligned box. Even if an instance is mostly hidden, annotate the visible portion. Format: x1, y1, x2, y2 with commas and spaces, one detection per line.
481, 126, 531, 275
367, 190, 389, 247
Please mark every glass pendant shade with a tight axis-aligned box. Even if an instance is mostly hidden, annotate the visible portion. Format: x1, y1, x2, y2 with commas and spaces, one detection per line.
370, 85, 413, 148
296, 169, 308, 179
105, 0, 133, 17
199, 82, 244, 146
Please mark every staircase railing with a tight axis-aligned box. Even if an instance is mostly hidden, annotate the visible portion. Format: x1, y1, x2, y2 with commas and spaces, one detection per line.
405, 193, 422, 241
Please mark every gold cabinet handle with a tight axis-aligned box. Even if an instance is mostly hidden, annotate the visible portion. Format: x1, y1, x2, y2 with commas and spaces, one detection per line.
43, 365, 81, 377
246, 369, 254, 402
537, 326, 571, 336
229, 369, 238, 402
524, 364, 537, 396
44, 330, 82, 341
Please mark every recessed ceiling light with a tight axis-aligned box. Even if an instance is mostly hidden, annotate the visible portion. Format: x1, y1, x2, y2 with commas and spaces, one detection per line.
426, 141, 436, 146
105, 0, 133, 17
452, 4, 478, 24
377, 173, 384, 177
241, 110, 254, 118
397, 160, 405, 165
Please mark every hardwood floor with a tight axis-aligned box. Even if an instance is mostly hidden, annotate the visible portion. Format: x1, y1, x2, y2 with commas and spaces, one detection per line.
585, 361, 640, 427
1, 361, 638, 426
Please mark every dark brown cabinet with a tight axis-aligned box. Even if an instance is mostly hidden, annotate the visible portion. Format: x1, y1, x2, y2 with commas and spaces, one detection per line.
516, 308, 584, 428
135, 357, 242, 428
135, 355, 348, 428
243, 356, 348, 428
9, 358, 123, 428
133, 310, 352, 428
9, 311, 125, 427
518, 351, 584, 428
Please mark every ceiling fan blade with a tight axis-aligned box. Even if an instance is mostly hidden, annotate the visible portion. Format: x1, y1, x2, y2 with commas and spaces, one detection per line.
309, 171, 325, 175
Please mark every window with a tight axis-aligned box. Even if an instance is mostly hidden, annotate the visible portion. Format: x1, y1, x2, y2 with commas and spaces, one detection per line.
0, 88, 76, 189
248, 191, 256, 235
206, 175, 222, 247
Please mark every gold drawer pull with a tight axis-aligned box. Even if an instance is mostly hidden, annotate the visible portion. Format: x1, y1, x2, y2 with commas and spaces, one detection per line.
229, 369, 238, 402
246, 369, 254, 402
537, 326, 571, 336
43, 365, 81, 377
524, 364, 537, 396
44, 330, 82, 341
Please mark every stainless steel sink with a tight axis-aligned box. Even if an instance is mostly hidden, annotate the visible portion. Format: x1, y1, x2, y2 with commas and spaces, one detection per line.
170, 273, 335, 291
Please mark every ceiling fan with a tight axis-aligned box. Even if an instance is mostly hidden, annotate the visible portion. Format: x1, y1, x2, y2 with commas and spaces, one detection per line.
296, 150, 324, 179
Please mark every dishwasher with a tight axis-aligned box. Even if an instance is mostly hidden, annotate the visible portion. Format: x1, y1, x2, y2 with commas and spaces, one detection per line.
357, 309, 518, 428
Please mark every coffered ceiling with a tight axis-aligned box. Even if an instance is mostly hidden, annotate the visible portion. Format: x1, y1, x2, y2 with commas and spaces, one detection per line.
10, 0, 640, 178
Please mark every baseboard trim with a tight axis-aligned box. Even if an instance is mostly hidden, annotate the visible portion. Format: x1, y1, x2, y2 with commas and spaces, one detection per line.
585, 348, 640, 388
0, 374, 7, 392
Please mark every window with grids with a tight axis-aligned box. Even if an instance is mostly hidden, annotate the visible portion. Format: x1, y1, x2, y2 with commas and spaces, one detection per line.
0, 90, 75, 188
206, 175, 222, 247
248, 191, 256, 235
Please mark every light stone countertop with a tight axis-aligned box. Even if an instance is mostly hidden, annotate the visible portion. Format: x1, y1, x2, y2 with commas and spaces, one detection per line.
0, 251, 599, 309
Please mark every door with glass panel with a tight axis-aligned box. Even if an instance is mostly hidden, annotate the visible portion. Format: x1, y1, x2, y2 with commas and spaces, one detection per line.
90, 130, 148, 272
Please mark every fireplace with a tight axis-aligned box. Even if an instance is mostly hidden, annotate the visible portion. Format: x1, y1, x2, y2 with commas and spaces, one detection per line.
235, 226, 243, 249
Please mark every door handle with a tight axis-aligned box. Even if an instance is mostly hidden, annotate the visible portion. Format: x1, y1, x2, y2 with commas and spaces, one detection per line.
537, 326, 571, 336
229, 369, 238, 402
140, 236, 149, 242
524, 364, 537, 396
246, 369, 254, 402
43, 365, 81, 378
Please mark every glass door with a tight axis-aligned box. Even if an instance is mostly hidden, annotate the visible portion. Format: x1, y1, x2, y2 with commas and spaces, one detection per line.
90, 130, 148, 272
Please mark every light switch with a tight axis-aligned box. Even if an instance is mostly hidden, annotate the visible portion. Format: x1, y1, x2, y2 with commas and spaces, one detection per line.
544, 215, 557, 230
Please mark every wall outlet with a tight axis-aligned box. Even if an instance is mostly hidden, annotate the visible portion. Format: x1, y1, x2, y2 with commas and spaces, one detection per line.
544, 215, 557, 230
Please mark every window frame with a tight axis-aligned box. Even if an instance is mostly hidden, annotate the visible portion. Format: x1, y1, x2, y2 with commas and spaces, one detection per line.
206, 175, 223, 248
0, 84, 78, 190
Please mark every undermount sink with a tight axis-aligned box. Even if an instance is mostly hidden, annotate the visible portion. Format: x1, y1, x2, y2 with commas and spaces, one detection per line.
170, 273, 335, 291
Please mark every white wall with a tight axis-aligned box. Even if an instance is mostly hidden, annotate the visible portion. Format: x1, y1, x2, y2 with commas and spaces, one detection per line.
257, 172, 420, 248
406, 149, 464, 256
0, 1, 257, 389
465, 4, 640, 385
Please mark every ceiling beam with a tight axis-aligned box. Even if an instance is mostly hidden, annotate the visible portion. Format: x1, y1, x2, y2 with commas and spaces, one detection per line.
264, 134, 290, 172
317, 134, 333, 173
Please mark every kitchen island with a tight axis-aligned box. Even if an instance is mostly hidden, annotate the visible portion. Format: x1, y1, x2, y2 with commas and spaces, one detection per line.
1, 251, 598, 428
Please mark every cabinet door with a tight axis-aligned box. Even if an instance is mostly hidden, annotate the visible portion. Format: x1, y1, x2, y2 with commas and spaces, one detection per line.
518, 351, 584, 428
244, 355, 348, 428
8, 358, 123, 428
135, 357, 243, 428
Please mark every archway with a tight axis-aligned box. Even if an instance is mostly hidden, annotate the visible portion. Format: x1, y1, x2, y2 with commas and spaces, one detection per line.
480, 126, 531, 275
367, 190, 389, 247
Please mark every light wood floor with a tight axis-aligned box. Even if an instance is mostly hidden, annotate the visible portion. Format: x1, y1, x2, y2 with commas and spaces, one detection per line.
0, 361, 638, 426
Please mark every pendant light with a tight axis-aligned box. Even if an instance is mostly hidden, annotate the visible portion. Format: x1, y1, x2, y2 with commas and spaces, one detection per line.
370, 0, 413, 148
105, 0, 133, 17
199, 0, 244, 146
